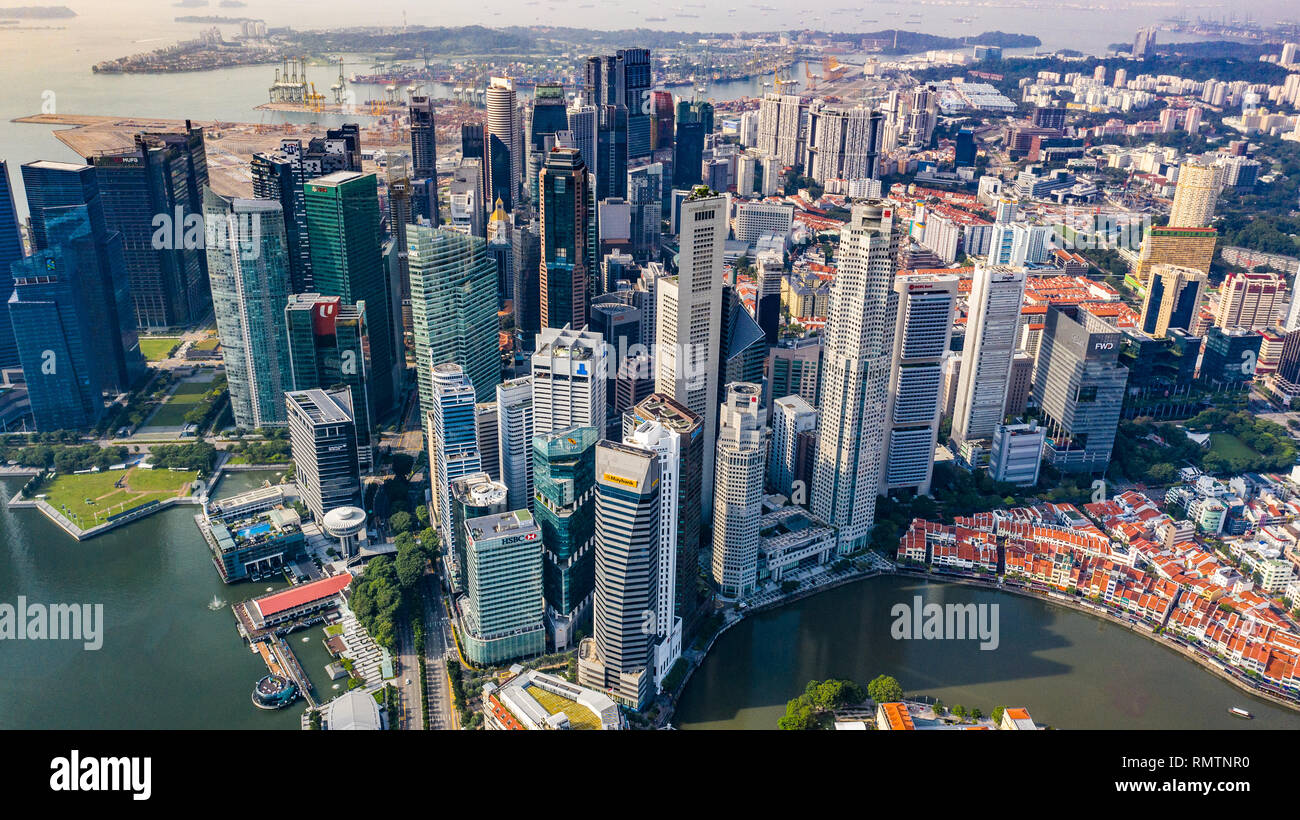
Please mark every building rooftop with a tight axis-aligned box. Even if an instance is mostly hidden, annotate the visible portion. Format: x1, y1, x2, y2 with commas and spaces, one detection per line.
252, 573, 351, 619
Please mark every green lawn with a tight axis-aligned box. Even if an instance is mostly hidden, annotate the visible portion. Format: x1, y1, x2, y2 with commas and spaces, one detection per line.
191, 336, 220, 352
37, 467, 198, 529
139, 337, 180, 362
1209, 433, 1259, 462
145, 380, 214, 428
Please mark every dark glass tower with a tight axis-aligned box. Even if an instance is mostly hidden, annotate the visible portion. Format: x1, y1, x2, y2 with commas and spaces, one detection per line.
596, 104, 628, 201
533, 425, 599, 647
673, 100, 713, 189
618, 48, 653, 160
0, 160, 24, 368
539, 148, 597, 330
252, 140, 314, 292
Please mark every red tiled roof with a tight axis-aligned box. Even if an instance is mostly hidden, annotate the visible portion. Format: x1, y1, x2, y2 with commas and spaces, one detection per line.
254, 574, 351, 618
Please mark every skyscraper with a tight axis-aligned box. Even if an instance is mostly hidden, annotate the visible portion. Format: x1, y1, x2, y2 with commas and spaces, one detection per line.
533, 425, 599, 649
539, 148, 597, 330
285, 293, 374, 471
527, 83, 569, 203
286, 388, 363, 521
769, 394, 817, 499
578, 440, 660, 709
251, 140, 314, 291
532, 326, 607, 435
1139, 263, 1207, 338
1168, 160, 1222, 228
408, 95, 439, 180
619, 48, 653, 160
304, 171, 396, 414
812, 201, 900, 554
460, 508, 546, 665
673, 99, 713, 189
757, 93, 804, 168
656, 189, 727, 516
427, 363, 482, 539
803, 102, 882, 184
496, 376, 535, 512
204, 191, 293, 429
486, 77, 521, 211
883, 273, 958, 495
711, 382, 767, 598
951, 265, 1026, 449
595, 104, 629, 201
407, 224, 501, 414
1214, 270, 1285, 331
0, 160, 24, 369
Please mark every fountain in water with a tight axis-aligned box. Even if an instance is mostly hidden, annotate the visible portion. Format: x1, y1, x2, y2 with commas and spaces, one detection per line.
206, 594, 225, 611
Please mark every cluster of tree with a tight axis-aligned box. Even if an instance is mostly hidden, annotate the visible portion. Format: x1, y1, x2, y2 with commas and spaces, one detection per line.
227, 438, 291, 463
777, 678, 867, 730
183, 374, 228, 428
1187, 409, 1297, 474
149, 441, 217, 473
6, 443, 128, 473
349, 523, 440, 651
1108, 419, 1210, 484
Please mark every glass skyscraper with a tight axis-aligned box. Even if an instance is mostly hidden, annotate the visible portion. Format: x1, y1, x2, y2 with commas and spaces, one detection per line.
539, 148, 597, 330
0, 160, 24, 369
532, 425, 598, 649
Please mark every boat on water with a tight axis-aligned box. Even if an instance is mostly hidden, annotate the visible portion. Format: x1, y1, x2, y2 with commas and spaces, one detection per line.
1228, 707, 1253, 719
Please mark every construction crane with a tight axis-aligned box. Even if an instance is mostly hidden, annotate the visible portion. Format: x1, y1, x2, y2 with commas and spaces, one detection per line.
774, 66, 797, 90
804, 62, 819, 90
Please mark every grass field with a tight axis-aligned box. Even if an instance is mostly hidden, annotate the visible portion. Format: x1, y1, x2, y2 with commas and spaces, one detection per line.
37, 467, 199, 529
145, 379, 214, 428
139, 337, 180, 362
1209, 433, 1259, 462
191, 336, 220, 352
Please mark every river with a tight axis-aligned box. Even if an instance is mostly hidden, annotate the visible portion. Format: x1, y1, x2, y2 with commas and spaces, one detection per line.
674, 574, 1300, 729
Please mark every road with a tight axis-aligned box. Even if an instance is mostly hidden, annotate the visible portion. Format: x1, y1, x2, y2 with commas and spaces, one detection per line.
393, 615, 424, 730
419, 574, 456, 730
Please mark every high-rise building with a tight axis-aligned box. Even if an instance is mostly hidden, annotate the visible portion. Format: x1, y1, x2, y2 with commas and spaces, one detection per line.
1133, 226, 1217, 285
204, 192, 293, 429
486, 77, 521, 211
618, 48, 653, 160
8, 210, 110, 430
1034, 306, 1129, 473
304, 171, 396, 415
990, 422, 1046, 486
1214, 270, 1285, 331
474, 402, 499, 480
883, 273, 958, 495
1201, 325, 1263, 387
532, 326, 608, 435
1168, 160, 1222, 228
757, 93, 804, 168
656, 189, 727, 516
496, 376, 535, 512
91, 125, 210, 329
1133, 26, 1157, 59
427, 363, 483, 539
621, 392, 704, 634
448, 471, 508, 592
407, 224, 501, 413
767, 337, 822, 411
512, 214, 542, 350
595, 104, 629, 202
539, 148, 598, 330
812, 201, 900, 553
673, 99, 713, 189
566, 104, 599, 181
711, 382, 767, 598
286, 388, 363, 521
18, 160, 142, 390
578, 440, 660, 709
951, 265, 1026, 448
408, 95, 439, 180
448, 159, 486, 238
0, 161, 19, 369
532, 425, 599, 649
1139, 263, 1207, 338
769, 394, 817, 499
285, 294, 375, 471
803, 102, 882, 184
251, 140, 314, 292
459, 508, 546, 665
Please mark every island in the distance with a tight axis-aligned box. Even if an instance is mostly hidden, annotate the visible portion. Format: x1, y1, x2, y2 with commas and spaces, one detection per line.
0, 4, 75, 17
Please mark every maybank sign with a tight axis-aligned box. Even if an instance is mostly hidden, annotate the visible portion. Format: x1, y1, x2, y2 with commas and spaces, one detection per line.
603, 473, 639, 490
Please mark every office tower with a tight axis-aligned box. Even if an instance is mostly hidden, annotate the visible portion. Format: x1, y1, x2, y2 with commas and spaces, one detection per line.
622, 393, 704, 634
812, 201, 899, 554
486, 199, 513, 309
427, 363, 482, 538
448, 471, 508, 592
1168, 160, 1222, 228
0, 161, 18, 368
385, 156, 415, 343
512, 214, 542, 351
734, 202, 794, 246
1139, 263, 1208, 338
1033, 306, 1129, 473
285, 293, 374, 470
486, 77, 520, 211
622, 417, 684, 684
1005, 352, 1034, 418
539, 148, 598, 330
767, 337, 822, 410
496, 376, 535, 512
595, 104, 629, 201
1133, 226, 1217, 285
448, 159, 486, 238
533, 425, 599, 649
286, 388, 363, 521
989, 222, 1054, 267
474, 402, 499, 480
1133, 26, 1157, 59
674, 99, 713, 189
720, 281, 768, 399
578, 440, 660, 709
584, 54, 623, 108
769, 393, 817, 499
18, 160, 144, 390
204, 192, 293, 429
91, 124, 209, 329
532, 326, 607, 435
990, 422, 1046, 486
566, 104, 599, 179
656, 190, 727, 516
951, 265, 1026, 448
409, 95, 438, 179
954, 127, 977, 167
803, 102, 882, 184
1201, 326, 1263, 387
627, 162, 664, 263
406, 225, 501, 416
883, 273, 958, 495
304, 171, 396, 414
526, 84, 568, 204
615, 49, 652, 158
711, 382, 767, 598
757, 93, 804, 168
8, 211, 111, 430
460, 508, 546, 665
1214, 270, 1285, 331
652, 90, 675, 150
251, 141, 314, 291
